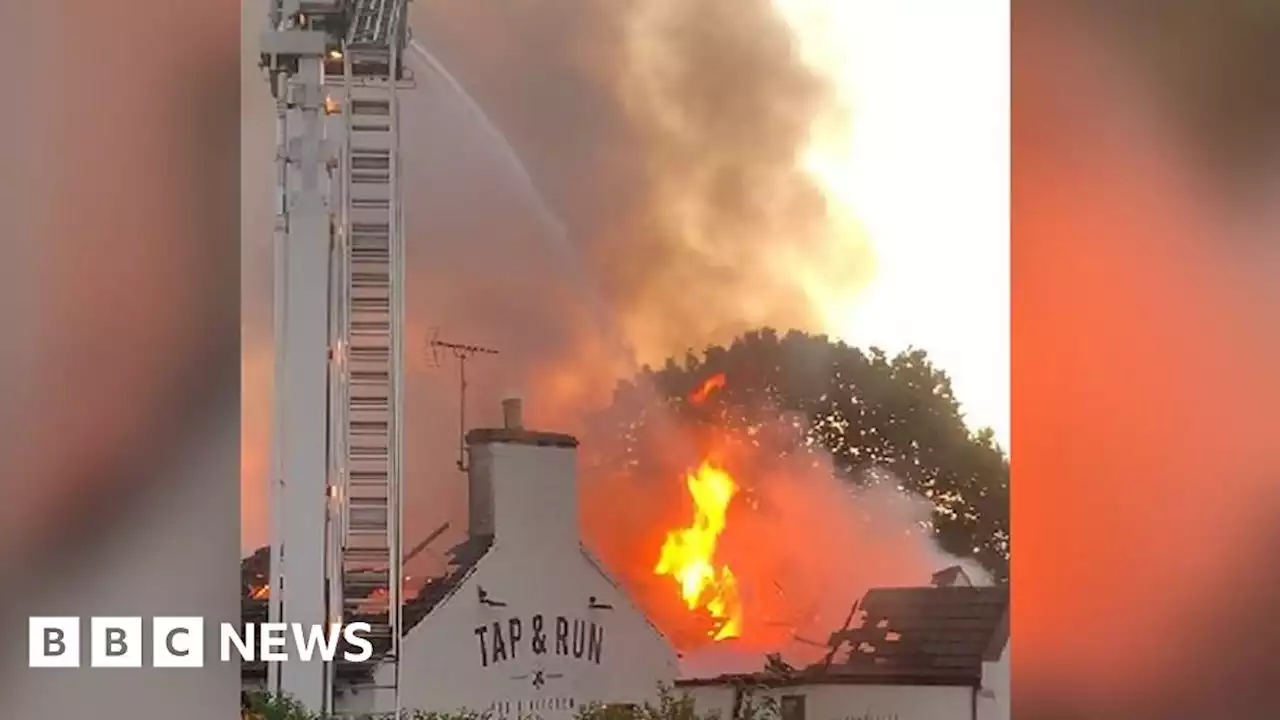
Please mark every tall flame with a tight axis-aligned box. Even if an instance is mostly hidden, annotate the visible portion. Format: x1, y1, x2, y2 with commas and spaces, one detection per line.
654, 460, 743, 641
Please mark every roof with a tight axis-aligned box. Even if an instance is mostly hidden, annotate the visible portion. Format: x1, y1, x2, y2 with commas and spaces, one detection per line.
930, 565, 973, 588
402, 533, 492, 631
578, 544, 675, 651
241, 533, 493, 681
674, 665, 986, 689
464, 427, 578, 448
679, 585, 1008, 690
241, 535, 681, 685
823, 586, 1009, 684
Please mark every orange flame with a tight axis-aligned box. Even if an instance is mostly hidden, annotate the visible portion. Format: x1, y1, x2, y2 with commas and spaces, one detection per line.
689, 373, 726, 405
654, 460, 743, 640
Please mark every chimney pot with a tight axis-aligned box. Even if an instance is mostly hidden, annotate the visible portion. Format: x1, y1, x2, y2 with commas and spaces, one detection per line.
502, 398, 523, 430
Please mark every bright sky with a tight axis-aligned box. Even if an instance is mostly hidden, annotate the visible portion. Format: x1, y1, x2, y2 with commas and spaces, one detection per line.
774, 0, 1010, 448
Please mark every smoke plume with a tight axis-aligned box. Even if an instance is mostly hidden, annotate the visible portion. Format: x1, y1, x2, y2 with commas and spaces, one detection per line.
576, 377, 985, 667
406, 0, 870, 372
241, 0, 962, 668
244, 0, 871, 544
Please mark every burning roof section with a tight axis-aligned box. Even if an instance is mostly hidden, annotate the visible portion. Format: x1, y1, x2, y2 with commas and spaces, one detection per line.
241, 533, 494, 680
677, 584, 1008, 689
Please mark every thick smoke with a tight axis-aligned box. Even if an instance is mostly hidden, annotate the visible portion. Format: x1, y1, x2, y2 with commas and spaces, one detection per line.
244, 0, 870, 546
577, 384, 987, 669
384, 0, 877, 565
241, 0, 960, 667
406, 0, 870, 373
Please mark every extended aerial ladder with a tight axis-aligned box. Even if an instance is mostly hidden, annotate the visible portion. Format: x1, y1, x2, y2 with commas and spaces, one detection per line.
261, 0, 410, 714
333, 0, 412, 708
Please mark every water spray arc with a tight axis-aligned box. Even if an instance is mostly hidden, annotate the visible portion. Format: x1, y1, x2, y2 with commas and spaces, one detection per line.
260, 0, 410, 714
403, 41, 619, 338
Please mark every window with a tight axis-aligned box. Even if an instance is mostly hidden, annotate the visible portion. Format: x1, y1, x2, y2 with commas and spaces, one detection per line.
780, 694, 806, 720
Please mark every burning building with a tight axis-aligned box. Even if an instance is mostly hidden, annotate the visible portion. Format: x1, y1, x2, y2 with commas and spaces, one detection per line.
677, 572, 1010, 720
242, 398, 1009, 719
245, 399, 679, 716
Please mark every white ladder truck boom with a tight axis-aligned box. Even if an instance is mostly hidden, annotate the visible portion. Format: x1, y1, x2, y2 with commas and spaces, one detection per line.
261, 0, 410, 714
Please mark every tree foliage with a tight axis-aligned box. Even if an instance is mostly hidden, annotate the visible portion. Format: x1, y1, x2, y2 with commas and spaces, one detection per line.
583, 328, 1009, 581
578, 686, 770, 720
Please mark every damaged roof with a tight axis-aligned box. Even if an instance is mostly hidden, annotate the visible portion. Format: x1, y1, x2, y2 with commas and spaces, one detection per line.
930, 565, 973, 588
241, 533, 493, 681
679, 585, 1008, 690
822, 585, 1008, 685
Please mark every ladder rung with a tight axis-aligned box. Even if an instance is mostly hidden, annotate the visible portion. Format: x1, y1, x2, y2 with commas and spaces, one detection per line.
347, 519, 388, 527
350, 369, 390, 379
346, 487, 388, 496
342, 548, 389, 559
340, 548, 389, 561
347, 461, 388, 469
347, 494, 389, 504
351, 159, 390, 172
351, 429, 389, 438
348, 391, 390, 401
345, 575, 390, 586
350, 99, 390, 115
349, 396, 389, 406
348, 492, 389, 503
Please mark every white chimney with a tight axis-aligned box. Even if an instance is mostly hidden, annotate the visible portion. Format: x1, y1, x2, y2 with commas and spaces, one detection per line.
501, 397, 523, 430
466, 399, 580, 556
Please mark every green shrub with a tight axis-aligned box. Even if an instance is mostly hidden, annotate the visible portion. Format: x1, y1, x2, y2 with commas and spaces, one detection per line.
243, 683, 778, 720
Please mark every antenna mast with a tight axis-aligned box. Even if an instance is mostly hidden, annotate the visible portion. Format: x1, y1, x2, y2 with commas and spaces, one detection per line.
429, 336, 499, 471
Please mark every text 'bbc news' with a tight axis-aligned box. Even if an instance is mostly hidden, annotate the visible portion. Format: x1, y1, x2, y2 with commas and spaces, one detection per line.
28, 617, 374, 668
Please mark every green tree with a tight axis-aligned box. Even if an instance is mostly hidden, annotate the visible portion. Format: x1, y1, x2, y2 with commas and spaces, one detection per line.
583, 328, 1009, 581
242, 691, 318, 720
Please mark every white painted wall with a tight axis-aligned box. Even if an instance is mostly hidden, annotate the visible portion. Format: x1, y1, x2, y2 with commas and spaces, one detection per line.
341, 434, 679, 717
977, 642, 1008, 720
680, 682, 975, 720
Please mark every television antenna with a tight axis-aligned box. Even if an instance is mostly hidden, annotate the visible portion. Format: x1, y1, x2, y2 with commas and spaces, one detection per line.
429, 331, 499, 471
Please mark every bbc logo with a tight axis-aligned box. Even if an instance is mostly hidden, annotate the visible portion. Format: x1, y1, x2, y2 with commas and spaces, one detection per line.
29, 617, 204, 668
